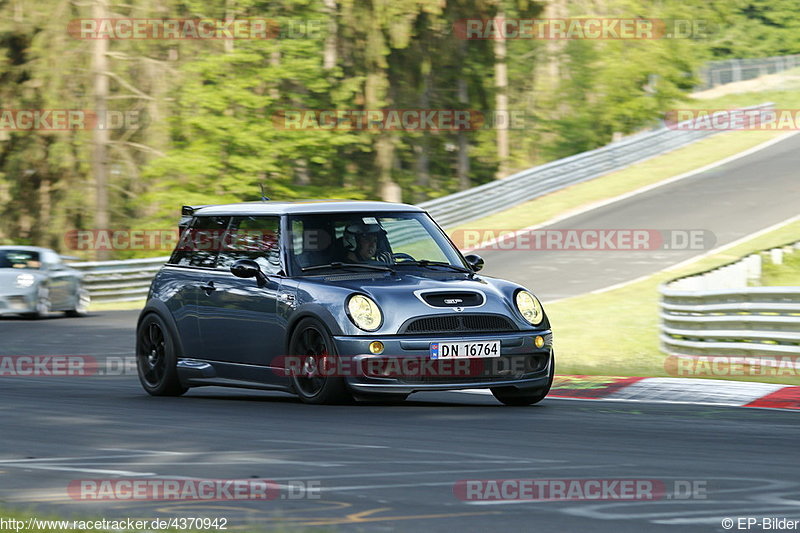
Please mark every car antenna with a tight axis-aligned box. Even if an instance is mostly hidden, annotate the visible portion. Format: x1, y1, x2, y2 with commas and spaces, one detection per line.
260, 184, 270, 202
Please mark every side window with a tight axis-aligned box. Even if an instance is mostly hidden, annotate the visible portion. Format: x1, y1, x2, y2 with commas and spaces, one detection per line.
291, 219, 304, 257
169, 216, 231, 268
217, 216, 282, 275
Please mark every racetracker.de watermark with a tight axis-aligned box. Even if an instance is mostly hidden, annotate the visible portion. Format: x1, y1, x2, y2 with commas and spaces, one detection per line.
68, 478, 321, 501
665, 109, 800, 131
0, 356, 136, 377
453, 18, 711, 40
67, 18, 324, 40
0, 110, 140, 131
273, 109, 528, 131
271, 355, 549, 379
665, 356, 800, 377
454, 479, 708, 501
64, 228, 279, 252
450, 229, 716, 252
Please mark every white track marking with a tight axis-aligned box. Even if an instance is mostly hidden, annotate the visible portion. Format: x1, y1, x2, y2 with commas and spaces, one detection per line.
258, 438, 389, 448
0, 453, 184, 464
545, 209, 800, 304
98, 448, 184, 455
266, 463, 631, 483
318, 464, 632, 492
0, 464, 156, 476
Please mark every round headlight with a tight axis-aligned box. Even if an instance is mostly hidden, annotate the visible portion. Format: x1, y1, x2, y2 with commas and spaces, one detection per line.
15, 273, 35, 289
515, 290, 544, 325
347, 294, 382, 331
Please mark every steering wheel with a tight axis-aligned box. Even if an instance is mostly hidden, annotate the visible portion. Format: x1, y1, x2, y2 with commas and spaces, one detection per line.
392, 252, 416, 262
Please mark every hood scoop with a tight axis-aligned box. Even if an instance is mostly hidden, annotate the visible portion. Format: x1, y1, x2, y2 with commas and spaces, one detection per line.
419, 291, 484, 308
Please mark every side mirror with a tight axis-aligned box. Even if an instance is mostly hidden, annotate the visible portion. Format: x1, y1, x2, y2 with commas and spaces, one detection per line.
464, 254, 484, 272
231, 259, 267, 286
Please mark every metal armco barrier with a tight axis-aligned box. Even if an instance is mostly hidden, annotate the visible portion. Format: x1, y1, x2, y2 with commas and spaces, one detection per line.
419, 103, 774, 228
68, 256, 169, 303
660, 244, 800, 357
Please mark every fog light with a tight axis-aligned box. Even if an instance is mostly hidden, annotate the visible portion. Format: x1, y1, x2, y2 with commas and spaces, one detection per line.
534, 336, 545, 349
369, 341, 384, 354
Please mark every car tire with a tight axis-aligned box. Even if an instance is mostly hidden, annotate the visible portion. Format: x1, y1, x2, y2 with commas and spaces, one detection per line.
288, 318, 353, 405
491, 354, 554, 406
23, 285, 50, 319
136, 313, 188, 397
65, 286, 90, 317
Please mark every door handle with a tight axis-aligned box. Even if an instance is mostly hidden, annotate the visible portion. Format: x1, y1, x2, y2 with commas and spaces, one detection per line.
199, 281, 216, 295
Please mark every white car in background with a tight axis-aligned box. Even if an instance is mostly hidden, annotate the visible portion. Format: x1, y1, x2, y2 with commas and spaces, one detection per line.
0, 246, 90, 318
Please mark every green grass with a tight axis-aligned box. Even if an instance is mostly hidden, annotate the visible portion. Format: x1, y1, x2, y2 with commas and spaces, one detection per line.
546, 219, 800, 386
681, 81, 800, 111
88, 299, 145, 312
760, 247, 800, 286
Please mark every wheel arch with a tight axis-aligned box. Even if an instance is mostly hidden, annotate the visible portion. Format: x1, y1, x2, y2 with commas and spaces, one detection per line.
284, 308, 341, 356
137, 300, 186, 359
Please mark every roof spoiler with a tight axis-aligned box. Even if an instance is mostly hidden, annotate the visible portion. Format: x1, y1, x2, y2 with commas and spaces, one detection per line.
179, 205, 214, 235
182, 205, 214, 216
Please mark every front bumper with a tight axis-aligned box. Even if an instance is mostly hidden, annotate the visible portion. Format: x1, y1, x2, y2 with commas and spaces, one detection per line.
0, 292, 36, 315
332, 330, 553, 394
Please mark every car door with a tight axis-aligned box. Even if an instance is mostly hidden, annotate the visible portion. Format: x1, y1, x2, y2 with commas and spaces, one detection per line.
165, 215, 231, 358
40, 250, 71, 309
196, 215, 285, 370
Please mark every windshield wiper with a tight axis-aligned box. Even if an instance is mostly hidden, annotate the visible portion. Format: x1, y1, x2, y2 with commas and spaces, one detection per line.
301, 262, 395, 273
395, 260, 473, 275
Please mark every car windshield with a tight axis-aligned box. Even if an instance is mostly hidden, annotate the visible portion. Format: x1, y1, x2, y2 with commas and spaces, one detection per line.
288, 212, 466, 276
0, 250, 42, 269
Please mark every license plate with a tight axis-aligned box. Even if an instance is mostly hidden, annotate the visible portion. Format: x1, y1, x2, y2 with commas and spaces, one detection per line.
430, 340, 501, 359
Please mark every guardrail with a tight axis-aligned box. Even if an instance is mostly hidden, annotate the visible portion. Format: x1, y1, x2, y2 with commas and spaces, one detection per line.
696, 54, 800, 91
660, 243, 800, 357
419, 103, 774, 229
69, 256, 169, 303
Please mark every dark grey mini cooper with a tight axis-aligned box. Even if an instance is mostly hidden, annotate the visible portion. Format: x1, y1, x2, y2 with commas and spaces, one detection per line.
136, 200, 554, 405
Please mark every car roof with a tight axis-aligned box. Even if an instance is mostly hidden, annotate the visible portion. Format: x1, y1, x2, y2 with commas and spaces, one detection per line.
192, 200, 425, 216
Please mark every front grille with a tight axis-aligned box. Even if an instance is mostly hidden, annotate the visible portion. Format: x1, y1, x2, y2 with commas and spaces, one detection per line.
400, 314, 517, 334
422, 291, 483, 308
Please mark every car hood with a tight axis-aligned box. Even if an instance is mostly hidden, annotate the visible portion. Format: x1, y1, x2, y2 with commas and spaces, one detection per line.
293, 271, 545, 335
322, 272, 505, 293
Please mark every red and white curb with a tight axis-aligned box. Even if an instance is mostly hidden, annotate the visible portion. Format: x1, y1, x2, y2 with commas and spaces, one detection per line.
460, 375, 800, 410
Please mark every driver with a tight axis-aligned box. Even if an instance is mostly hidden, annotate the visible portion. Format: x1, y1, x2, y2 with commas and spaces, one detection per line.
343, 222, 392, 264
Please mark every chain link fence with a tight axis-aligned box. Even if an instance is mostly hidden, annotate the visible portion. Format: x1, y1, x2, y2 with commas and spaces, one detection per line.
696, 54, 800, 91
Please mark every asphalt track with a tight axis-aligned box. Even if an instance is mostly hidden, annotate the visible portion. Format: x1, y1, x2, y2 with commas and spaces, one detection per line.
477, 132, 800, 300
2, 313, 800, 532
2, 134, 800, 532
